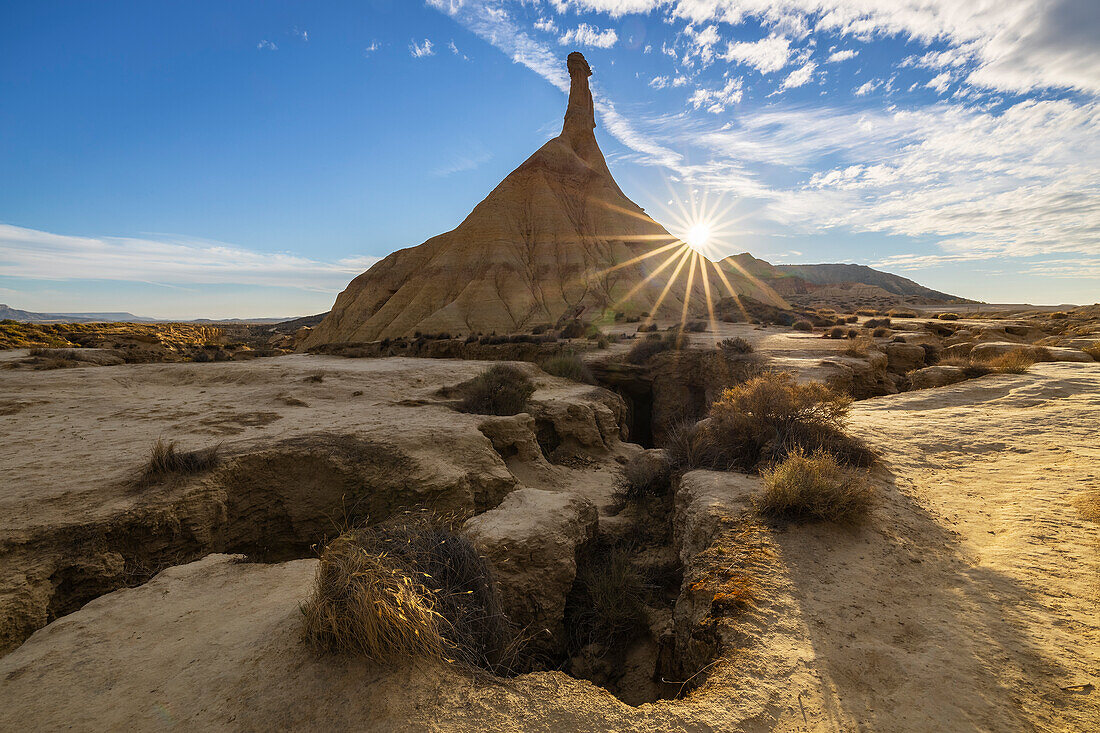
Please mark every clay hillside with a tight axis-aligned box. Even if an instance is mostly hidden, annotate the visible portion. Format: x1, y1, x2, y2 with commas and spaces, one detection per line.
303, 54, 788, 347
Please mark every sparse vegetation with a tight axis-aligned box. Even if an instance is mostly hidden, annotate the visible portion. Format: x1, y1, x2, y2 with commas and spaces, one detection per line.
824, 326, 845, 339
843, 336, 878, 357
458, 364, 535, 415
569, 549, 645, 647
672, 371, 874, 472
683, 320, 707, 333
637, 323, 658, 333
1083, 342, 1100, 361
937, 355, 993, 378
301, 516, 511, 670
865, 318, 891, 329
872, 327, 890, 338
624, 332, 677, 364
540, 353, 595, 384
937, 312, 960, 320
614, 452, 672, 501
137, 438, 220, 486
719, 336, 753, 355
755, 449, 874, 523
986, 348, 1037, 374
1049, 311, 1068, 319
792, 320, 813, 332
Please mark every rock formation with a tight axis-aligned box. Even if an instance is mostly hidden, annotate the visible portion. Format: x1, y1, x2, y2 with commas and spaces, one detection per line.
303, 52, 787, 346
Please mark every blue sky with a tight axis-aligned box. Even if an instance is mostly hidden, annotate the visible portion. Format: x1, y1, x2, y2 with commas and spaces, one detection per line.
1, 0, 1097, 318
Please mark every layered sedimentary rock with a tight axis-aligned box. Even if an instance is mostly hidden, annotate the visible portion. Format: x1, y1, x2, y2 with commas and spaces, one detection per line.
303, 53, 786, 346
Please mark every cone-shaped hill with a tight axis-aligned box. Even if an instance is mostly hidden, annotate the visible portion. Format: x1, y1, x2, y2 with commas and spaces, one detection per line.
303, 52, 787, 347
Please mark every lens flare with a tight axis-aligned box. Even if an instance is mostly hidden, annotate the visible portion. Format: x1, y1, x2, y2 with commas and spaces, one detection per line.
686, 224, 710, 251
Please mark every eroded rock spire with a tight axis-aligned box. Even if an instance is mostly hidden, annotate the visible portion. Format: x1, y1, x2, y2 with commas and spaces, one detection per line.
562, 51, 595, 143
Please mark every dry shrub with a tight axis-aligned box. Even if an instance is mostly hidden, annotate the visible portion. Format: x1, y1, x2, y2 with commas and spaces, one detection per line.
937, 312, 960, 320
865, 317, 891, 329
301, 516, 512, 670
684, 320, 708, 333
843, 336, 878, 357
615, 451, 672, 501
1083, 342, 1100, 362
985, 348, 1036, 374
540, 353, 595, 384
1048, 311, 1068, 319
719, 336, 753, 355
823, 326, 845, 339
855, 309, 878, 317
569, 549, 645, 648
872, 327, 890, 338
937, 355, 993, 379
687, 371, 874, 471
637, 323, 658, 333
625, 332, 676, 364
137, 438, 219, 486
458, 364, 535, 415
756, 449, 874, 523
792, 320, 813, 332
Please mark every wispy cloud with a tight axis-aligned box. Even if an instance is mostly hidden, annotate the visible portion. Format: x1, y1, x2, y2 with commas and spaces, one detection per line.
256, 39, 278, 51
0, 224, 379, 292
559, 23, 618, 48
363, 41, 380, 56
826, 48, 858, 63
431, 149, 493, 176
410, 38, 435, 58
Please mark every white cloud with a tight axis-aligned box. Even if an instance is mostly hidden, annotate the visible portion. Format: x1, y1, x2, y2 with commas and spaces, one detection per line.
826, 48, 858, 63
293, 27, 309, 42
448, 39, 469, 60
688, 77, 743, 113
780, 60, 816, 89
256, 40, 278, 51
363, 41, 380, 56
0, 224, 380, 292
534, 16, 557, 33
925, 72, 952, 93
559, 23, 618, 48
721, 35, 791, 73
854, 79, 881, 96
549, 0, 1100, 94
410, 39, 435, 58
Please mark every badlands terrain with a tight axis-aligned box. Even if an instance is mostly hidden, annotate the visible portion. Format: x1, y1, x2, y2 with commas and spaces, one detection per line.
0, 310, 1098, 731
2, 49, 1098, 732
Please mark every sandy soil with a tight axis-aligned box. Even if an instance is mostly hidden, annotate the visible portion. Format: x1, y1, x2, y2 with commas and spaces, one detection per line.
0, 359, 1095, 730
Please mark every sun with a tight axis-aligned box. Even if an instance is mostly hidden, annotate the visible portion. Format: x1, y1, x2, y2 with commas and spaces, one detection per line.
686, 223, 710, 251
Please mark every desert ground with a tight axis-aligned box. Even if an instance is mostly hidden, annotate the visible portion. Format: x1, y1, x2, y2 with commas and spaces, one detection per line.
1, 311, 1097, 731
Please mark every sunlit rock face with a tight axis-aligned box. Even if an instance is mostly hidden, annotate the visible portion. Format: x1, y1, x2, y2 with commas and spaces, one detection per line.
304, 52, 787, 346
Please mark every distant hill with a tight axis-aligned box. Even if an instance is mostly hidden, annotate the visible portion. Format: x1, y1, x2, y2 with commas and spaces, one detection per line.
0, 304, 155, 323
772, 264, 968, 302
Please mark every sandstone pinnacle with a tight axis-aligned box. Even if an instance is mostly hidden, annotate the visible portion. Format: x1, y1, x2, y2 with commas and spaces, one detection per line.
303, 52, 786, 347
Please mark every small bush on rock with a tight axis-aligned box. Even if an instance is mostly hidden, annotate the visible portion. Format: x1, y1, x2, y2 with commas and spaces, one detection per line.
540, 353, 595, 384
986, 348, 1036, 374
615, 452, 672, 501
792, 320, 813, 332
625, 333, 676, 364
865, 318, 891, 329
938, 355, 993, 379
756, 449, 874, 523
458, 364, 535, 415
301, 516, 511, 670
1083, 342, 1100, 362
688, 372, 874, 471
937, 313, 960, 320
137, 438, 219, 486
872, 327, 890, 338
719, 336, 754, 355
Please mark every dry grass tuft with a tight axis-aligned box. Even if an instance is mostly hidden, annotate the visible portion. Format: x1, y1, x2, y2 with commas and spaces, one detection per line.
756, 449, 874, 523
672, 372, 874, 472
540, 353, 595, 384
625, 332, 678, 364
301, 516, 512, 670
615, 451, 672, 501
1083, 342, 1100, 362
458, 364, 535, 415
985, 348, 1037, 374
569, 549, 646, 648
843, 336, 879, 357
792, 320, 813, 332
937, 355, 994, 379
719, 336, 753, 355
137, 438, 220, 486
937, 312, 961, 320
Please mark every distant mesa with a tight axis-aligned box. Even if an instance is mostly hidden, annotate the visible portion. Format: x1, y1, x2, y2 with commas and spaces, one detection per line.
302, 52, 788, 347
